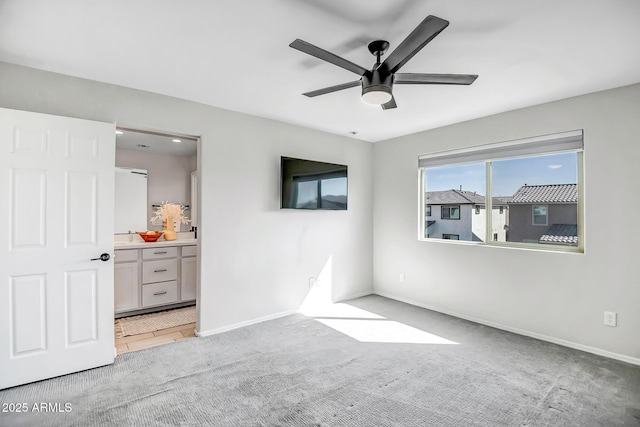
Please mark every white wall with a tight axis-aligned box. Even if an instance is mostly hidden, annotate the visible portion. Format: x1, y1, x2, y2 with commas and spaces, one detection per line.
0, 62, 373, 333
373, 83, 640, 362
4, 61, 637, 362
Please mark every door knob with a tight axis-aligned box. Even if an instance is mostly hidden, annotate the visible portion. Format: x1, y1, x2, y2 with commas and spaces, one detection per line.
90, 253, 111, 262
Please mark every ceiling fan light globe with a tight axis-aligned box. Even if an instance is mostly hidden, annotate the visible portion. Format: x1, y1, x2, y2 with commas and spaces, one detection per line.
361, 88, 393, 105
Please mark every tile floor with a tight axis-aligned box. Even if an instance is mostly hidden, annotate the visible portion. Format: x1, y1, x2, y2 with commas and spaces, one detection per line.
114, 321, 196, 355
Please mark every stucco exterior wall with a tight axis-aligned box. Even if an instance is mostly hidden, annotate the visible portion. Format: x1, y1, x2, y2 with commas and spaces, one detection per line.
507, 203, 577, 242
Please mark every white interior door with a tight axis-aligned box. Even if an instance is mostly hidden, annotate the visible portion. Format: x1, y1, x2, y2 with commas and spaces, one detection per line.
0, 108, 115, 389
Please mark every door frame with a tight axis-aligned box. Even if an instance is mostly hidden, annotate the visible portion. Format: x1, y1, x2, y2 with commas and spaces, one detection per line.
113, 125, 201, 339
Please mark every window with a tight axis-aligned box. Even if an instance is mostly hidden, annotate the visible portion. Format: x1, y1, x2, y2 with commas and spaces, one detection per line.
426, 205, 431, 216
532, 205, 548, 226
441, 205, 460, 220
419, 130, 583, 251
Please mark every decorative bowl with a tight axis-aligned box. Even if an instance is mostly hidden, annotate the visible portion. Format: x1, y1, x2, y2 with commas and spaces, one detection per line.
137, 231, 164, 242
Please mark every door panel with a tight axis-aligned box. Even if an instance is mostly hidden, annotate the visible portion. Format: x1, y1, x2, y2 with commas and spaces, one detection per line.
12, 126, 48, 155
114, 262, 139, 313
0, 108, 115, 389
67, 134, 98, 159
65, 270, 98, 346
10, 274, 47, 356
66, 171, 98, 246
11, 168, 47, 248
181, 256, 197, 301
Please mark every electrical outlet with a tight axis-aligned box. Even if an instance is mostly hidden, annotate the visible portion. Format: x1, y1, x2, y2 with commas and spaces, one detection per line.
308, 277, 316, 289
399, 273, 405, 283
604, 311, 617, 327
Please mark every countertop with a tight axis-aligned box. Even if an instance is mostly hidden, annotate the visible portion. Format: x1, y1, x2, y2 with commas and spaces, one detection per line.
114, 232, 197, 250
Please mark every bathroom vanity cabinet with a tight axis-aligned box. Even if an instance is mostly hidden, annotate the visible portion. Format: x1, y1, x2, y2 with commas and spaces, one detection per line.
114, 242, 197, 317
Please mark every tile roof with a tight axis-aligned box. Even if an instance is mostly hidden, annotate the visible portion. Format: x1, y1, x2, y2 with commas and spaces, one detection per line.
426, 189, 508, 206
540, 224, 578, 245
509, 184, 577, 204
426, 189, 481, 204
494, 197, 511, 205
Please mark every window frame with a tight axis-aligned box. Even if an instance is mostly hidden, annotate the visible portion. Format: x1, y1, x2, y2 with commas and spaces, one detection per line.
532, 205, 548, 226
417, 130, 584, 253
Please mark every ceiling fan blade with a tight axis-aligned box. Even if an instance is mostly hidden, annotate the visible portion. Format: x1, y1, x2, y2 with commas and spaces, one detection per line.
290, 39, 368, 76
381, 16, 449, 74
302, 80, 361, 97
395, 73, 478, 85
381, 96, 397, 110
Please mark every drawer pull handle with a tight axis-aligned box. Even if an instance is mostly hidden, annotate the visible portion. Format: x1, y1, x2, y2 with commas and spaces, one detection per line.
154, 269, 168, 273
153, 291, 167, 296
154, 251, 168, 254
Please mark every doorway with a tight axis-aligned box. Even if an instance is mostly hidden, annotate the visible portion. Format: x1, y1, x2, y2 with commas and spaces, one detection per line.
113, 127, 200, 354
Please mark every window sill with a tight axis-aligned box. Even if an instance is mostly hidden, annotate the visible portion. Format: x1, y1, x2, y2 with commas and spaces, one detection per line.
418, 237, 584, 254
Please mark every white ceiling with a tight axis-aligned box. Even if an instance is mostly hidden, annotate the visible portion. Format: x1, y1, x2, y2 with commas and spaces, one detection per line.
1, 0, 639, 142
115, 129, 197, 156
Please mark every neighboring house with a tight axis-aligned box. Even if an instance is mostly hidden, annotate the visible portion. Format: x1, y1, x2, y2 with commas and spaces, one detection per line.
425, 189, 508, 241
507, 184, 578, 245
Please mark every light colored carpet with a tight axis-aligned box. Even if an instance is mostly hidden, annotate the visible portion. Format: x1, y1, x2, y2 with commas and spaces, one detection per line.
1, 295, 639, 426
116, 306, 196, 337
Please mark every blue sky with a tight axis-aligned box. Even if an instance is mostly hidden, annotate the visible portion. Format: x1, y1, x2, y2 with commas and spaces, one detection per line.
425, 152, 577, 197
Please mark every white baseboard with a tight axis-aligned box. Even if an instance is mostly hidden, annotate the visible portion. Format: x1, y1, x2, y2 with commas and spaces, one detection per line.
374, 291, 640, 367
333, 290, 374, 303
194, 291, 375, 338
195, 309, 298, 337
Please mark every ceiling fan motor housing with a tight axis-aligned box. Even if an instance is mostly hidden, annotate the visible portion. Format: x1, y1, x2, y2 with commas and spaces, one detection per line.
361, 70, 394, 104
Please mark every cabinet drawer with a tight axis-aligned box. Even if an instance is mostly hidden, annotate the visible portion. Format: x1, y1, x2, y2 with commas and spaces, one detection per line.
142, 259, 177, 284
115, 249, 139, 263
182, 245, 197, 257
142, 281, 178, 307
143, 246, 178, 260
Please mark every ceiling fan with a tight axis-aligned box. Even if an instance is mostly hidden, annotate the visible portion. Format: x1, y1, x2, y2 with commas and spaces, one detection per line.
290, 15, 478, 110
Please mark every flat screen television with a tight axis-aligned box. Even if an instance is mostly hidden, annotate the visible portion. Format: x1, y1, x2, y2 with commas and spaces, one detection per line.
280, 157, 348, 210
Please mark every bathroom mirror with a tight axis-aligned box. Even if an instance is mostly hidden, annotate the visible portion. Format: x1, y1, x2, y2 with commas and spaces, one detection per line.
114, 167, 148, 233
115, 128, 198, 234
